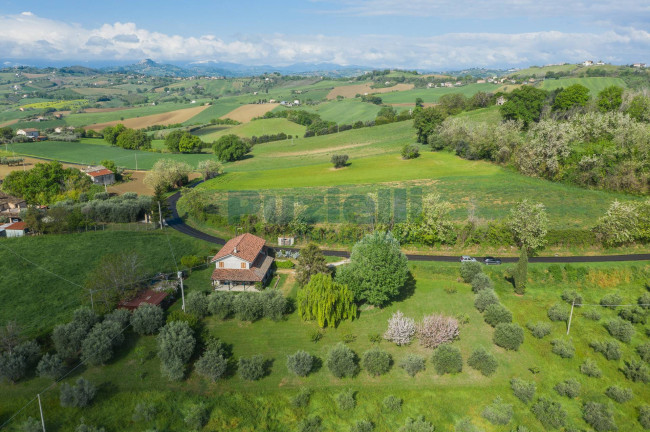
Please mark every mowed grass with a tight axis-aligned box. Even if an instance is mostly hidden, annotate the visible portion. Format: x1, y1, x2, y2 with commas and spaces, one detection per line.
1, 261, 648, 431
0, 230, 207, 337
379, 83, 502, 104
193, 118, 306, 141
286, 99, 383, 123
456, 105, 502, 123
539, 77, 627, 95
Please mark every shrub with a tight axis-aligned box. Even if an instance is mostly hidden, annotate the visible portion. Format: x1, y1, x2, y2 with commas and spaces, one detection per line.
103, 309, 131, 327
605, 318, 635, 343
233, 292, 264, 321
467, 346, 498, 376
291, 387, 312, 408
481, 396, 513, 425
493, 323, 524, 351
184, 403, 209, 430
547, 303, 570, 322
81, 321, 124, 366
132, 402, 157, 422
75, 419, 105, 432
431, 344, 462, 375
531, 397, 567, 429
37, 353, 66, 380
551, 339, 575, 358
399, 354, 426, 377
336, 388, 356, 410
510, 378, 536, 404
207, 292, 235, 319
309, 330, 323, 343
331, 154, 349, 168
454, 417, 483, 432
238, 355, 266, 381
589, 340, 621, 360
287, 350, 314, 377
582, 401, 617, 432
384, 311, 416, 346
619, 306, 647, 324
600, 293, 623, 309
639, 405, 650, 429
554, 378, 580, 398
460, 261, 483, 283
20, 417, 42, 432
623, 359, 650, 383
327, 343, 358, 378
401, 144, 420, 160
418, 314, 459, 348
157, 321, 195, 381
131, 304, 164, 335
605, 385, 633, 403
470, 273, 493, 293
180, 254, 204, 270
351, 420, 374, 432
637, 342, 650, 362
583, 309, 602, 320
475, 290, 499, 312
483, 303, 512, 327
526, 321, 552, 339
60, 377, 96, 408
185, 291, 209, 317
361, 348, 392, 376
298, 416, 322, 432
383, 395, 402, 413
561, 290, 583, 306
580, 358, 602, 377
0, 340, 40, 383
639, 292, 650, 310
398, 416, 435, 432
195, 350, 227, 382
261, 289, 287, 321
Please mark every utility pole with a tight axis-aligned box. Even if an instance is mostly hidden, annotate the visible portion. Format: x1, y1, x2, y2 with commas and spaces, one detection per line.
158, 201, 163, 230
566, 299, 575, 335
178, 271, 185, 313
135, 154, 138, 171
37, 393, 46, 432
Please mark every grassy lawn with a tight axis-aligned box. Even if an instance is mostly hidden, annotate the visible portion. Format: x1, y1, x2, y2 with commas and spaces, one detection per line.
193, 118, 306, 141
379, 83, 502, 104
1, 261, 648, 431
288, 99, 383, 123
539, 77, 627, 95
0, 229, 210, 337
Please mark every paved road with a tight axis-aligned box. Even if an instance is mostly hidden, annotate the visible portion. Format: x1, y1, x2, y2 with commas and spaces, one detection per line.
167, 191, 650, 263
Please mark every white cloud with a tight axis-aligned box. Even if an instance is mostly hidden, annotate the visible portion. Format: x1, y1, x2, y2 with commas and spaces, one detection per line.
0, 12, 647, 69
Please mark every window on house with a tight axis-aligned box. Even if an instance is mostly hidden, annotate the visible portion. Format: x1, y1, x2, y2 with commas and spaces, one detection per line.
219, 262, 224, 268
241, 262, 246, 269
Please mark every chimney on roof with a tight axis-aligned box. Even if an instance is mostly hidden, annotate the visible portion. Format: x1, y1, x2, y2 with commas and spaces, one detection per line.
234, 247, 238, 254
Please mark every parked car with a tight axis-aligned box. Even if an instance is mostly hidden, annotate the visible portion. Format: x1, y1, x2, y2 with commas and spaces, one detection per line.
484, 257, 502, 265
460, 255, 477, 263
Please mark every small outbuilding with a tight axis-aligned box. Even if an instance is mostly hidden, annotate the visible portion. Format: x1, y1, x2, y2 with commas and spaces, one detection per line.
81, 166, 115, 185
1, 221, 28, 238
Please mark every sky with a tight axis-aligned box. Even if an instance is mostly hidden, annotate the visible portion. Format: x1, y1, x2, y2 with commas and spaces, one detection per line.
0, 0, 648, 70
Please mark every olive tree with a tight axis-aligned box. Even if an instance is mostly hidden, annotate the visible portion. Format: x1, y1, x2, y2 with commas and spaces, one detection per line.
508, 200, 548, 251
157, 321, 195, 381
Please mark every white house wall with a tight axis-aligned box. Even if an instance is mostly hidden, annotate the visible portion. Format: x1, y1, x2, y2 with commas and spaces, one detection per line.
216, 255, 250, 269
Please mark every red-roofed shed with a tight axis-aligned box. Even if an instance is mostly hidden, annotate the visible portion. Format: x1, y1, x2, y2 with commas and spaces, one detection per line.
118, 289, 169, 311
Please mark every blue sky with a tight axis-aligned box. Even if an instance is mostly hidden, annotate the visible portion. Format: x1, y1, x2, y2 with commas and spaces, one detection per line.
0, 0, 648, 69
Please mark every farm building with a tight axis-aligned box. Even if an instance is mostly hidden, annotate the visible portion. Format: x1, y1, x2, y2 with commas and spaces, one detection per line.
118, 289, 170, 311
16, 128, 39, 138
81, 166, 115, 185
210, 233, 274, 291
0, 192, 26, 217
0, 221, 28, 238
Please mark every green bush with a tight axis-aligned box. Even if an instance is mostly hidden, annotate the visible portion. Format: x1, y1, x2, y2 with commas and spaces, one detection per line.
467, 346, 498, 376
103, 308, 130, 327
605, 385, 633, 403
619, 306, 647, 324
81, 321, 124, 366
398, 416, 435, 432
605, 318, 635, 343
637, 343, 650, 362
287, 350, 314, 377
454, 417, 483, 432
526, 321, 552, 339
531, 397, 567, 429
351, 420, 374, 432
483, 303, 512, 327
291, 387, 312, 408
481, 396, 513, 425
36, 353, 66, 380
336, 388, 356, 410
510, 378, 536, 404
431, 344, 462, 375
471, 273, 493, 293
298, 415, 322, 432
185, 291, 209, 318
639, 292, 650, 309
551, 339, 575, 359
401, 144, 420, 160
475, 289, 499, 312
622, 359, 650, 383
180, 254, 204, 270
600, 293, 623, 309
399, 354, 426, 377
460, 261, 483, 283
207, 292, 235, 319
493, 323, 524, 351
583, 308, 602, 320
195, 350, 227, 382
361, 348, 392, 376
233, 292, 264, 321
327, 343, 358, 378
383, 395, 403, 413
639, 405, 650, 429
589, 340, 621, 360
157, 320, 195, 382
547, 303, 570, 322
238, 355, 266, 381
260, 289, 288, 321
132, 402, 157, 422
131, 304, 164, 335
561, 290, 583, 306
184, 403, 209, 430
582, 401, 617, 432
580, 358, 602, 378
19, 417, 41, 432
554, 378, 580, 398
275, 260, 295, 269
0, 340, 40, 383
60, 377, 96, 408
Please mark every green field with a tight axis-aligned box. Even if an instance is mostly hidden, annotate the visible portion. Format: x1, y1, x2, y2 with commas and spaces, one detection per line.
284, 99, 384, 123
193, 118, 307, 141
379, 83, 501, 104
1, 260, 648, 431
510, 64, 578, 77
64, 102, 204, 127
182, 101, 242, 125
456, 106, 502, 123
539, 77, 627, 95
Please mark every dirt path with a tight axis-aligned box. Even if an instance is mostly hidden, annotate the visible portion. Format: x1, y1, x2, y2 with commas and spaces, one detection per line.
85, 105, 210, 131
0, 119, 19, 128
220, 104, 280, 123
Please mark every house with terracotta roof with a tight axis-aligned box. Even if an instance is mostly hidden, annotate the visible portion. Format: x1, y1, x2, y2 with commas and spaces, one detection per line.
80, 165, 115, 185
0, 221, 28, 238
16, 128, 39, 139
210, 233, 274, 291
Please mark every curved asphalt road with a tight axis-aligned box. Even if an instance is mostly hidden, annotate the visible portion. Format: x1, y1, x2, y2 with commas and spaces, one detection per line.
167, 191, 650, 263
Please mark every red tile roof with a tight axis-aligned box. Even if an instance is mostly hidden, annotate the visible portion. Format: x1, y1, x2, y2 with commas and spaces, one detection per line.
211, 233, 266, 264
118, 289, 168, 311
87, 169, 114, 177
5, 221, 27, 231
211, 254, 274, 282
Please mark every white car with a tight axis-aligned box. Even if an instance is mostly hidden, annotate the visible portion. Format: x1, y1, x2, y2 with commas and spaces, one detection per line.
460, 255, 477, 263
